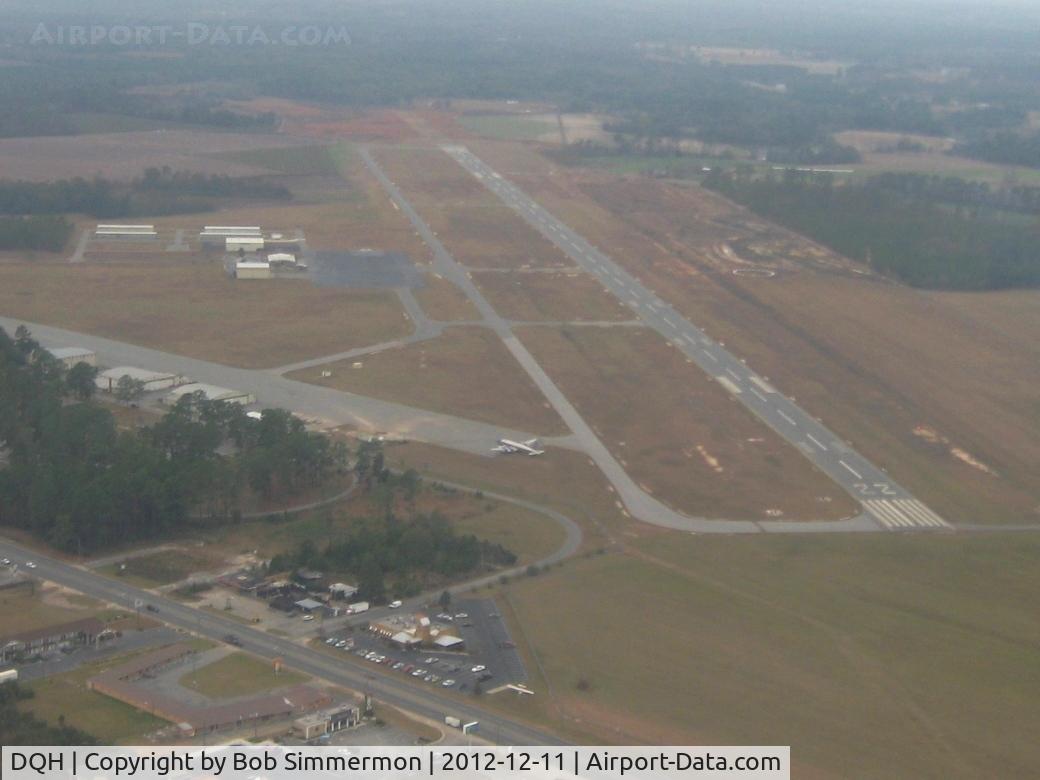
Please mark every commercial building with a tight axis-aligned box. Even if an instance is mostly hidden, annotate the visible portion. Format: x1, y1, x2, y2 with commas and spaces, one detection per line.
48, 347, 96, 368
165, 383, 256, 406
294, 705, 360, 741
235, 260, 271, 279
95, 366, 186, 393
329, 583, 358, 600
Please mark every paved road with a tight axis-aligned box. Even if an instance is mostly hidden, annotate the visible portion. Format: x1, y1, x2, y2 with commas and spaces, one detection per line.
0, 316, 578, 457
443, 145, 950, 533
0, 538, 564, 746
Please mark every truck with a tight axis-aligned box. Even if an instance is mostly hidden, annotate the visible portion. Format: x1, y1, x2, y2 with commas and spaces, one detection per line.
0, 668, 19, 684
347, 601, 369, 615
444, 716, 461, 729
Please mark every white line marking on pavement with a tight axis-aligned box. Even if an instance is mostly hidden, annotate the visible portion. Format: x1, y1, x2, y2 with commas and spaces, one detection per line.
807, 434, 828, 451
839, 460, 862, 479
777, 409, 797, 426
749, 387, 768, 402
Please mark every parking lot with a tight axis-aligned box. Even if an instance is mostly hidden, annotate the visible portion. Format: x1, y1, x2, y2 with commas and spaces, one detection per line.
321, 599, 526, 694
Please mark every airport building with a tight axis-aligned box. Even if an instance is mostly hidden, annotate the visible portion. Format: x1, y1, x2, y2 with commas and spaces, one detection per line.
235, 260, 272, 279
95, 366, 186, 393
199, 226, 262, 248
95, 224, 158, 240
48, 347, 96, 368
226, 236, 265, 253
165, 383, 256, 406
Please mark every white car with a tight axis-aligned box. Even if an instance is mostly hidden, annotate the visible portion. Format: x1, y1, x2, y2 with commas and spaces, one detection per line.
325, 637, 337, 645
471, 665, 486, 673
302, 614, 315, 621
1, 558, 10, 565
25, 561, 36, 569
389, 600, 402, 609
442, 679, 456, 687
454, 612, 468, 619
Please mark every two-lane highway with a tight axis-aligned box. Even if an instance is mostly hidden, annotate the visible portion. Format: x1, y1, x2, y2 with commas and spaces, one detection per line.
0, 538, 565, 745
443, 145, 949, 532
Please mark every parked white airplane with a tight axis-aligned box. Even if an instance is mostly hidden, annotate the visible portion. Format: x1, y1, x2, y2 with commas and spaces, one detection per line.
492, 438, 544, 456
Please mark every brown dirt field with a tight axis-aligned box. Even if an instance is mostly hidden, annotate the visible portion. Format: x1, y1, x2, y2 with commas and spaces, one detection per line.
471, 269, 633, 321
288, 326, 566, 435
372, 146, 574, 269
517, 326, 855, 521
0, 263, 410, 368
226, 100, 418, 143
0, 130, 316, 181
413, 273, 480, 321
504, 157, 1040, 524
834, 130, 954, 153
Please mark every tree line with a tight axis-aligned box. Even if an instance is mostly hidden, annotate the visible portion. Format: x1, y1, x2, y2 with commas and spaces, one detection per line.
0, 169, 289, 221
704, 169, 1040, 290
0, 215, 72, 251
0, 326, 346, 553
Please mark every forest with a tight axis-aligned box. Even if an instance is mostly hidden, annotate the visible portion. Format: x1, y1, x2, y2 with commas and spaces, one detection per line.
0, 215, 72, 251
704, 169, 1040, 290
0, 169, 290, 221
0, 326, 346, 553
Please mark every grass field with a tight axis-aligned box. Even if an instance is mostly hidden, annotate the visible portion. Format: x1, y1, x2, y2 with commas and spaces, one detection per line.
500, 145, 1040, 526
288, 326, 567, 435
517, 326, 856, 521
178, 652, 308, 698
471, 270, 633, 322
214, 144, 339, 175
458, 114, 557, 141
414, 274, 480, 321
0, 587, 94, 636
388, 441, 630, 551
22, 654, 168, 743
195, 478, 566, 566
0, 263, 410, 368
500, 532, 1040, 778
372, 146, 574, 270
101, 549, 221, 587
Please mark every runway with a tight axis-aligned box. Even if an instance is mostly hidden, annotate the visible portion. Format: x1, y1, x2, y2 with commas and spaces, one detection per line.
442, 145, 951, 532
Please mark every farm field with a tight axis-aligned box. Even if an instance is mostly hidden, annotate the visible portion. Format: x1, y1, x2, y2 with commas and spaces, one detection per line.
471, 269, 633, 322
0, 263, 410, 368
372, 146, 574, 270
516, 326, 856, 522
288, 326, 567, 435
500, 531, 1040, 778
492, 144, 1040, 525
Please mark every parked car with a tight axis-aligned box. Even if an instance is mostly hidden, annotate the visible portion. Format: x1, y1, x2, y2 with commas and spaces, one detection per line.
392, 662, 405, 670
454, 612, 468, 619
302, 614, 315, 622
389, 600, 403, 609
471, 665, 486, 673
411, 669, 425, 677
224, 634, 241, 647
25, 561, 36, 569
442, 679, 456, 687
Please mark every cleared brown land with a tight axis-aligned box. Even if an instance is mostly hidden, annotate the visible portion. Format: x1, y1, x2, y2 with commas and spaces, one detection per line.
0, 263, 409, 368
503, 154, 1040, 524
288, 326, 566, 435
501, 532, 1040, 777
471, 269, 633, 322
373, 146, 574, 270
517, 326, 855, 521
414, 274, 480, 321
